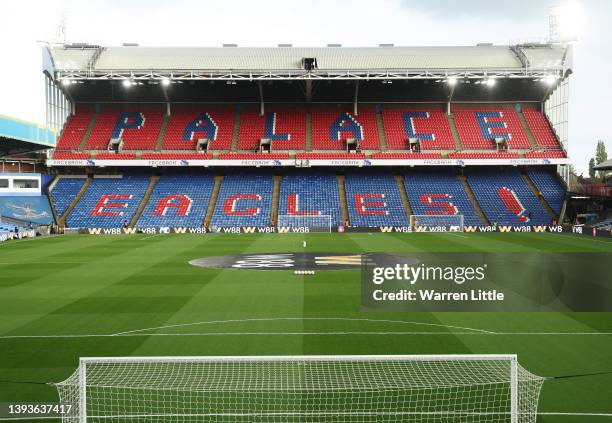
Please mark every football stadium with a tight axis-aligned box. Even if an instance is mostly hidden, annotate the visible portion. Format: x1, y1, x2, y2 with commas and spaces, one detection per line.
1, 5, 612, 422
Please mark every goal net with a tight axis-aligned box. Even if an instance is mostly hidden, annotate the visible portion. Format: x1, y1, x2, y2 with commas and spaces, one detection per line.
277, 214, 332, 233
410, 214, 464, 232
55, 355, 544, 423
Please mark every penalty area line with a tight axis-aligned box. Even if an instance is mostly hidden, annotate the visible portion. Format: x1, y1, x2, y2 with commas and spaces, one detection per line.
139, 233, 165, 240
2, 331, 612, 340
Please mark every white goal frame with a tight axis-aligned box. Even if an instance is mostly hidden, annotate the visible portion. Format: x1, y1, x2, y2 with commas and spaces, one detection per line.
277, 214, 333, 232
55, 354, 540, 423
410, 214, 465, 232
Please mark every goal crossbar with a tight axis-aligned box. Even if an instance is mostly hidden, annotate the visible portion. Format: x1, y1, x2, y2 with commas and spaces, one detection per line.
78, 354, 517, 364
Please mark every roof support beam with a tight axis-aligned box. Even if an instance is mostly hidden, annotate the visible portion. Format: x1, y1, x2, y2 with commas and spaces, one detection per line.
353, 81, 360, 116
258, 82, 264, 116
56, 68, 561, 82
305, 80, 313, 102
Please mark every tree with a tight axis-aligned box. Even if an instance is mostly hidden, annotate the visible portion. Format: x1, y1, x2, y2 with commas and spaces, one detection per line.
594, 140, 609, 181
595, 140, 608, 165
588, 158, 596, 179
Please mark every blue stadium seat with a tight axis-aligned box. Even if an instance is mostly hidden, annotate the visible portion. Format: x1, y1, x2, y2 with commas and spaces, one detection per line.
344, 173, 408, 226
66, 176, 150, 228
526, 168, 565, 215
404, 171, 482, 226
51, 177, 87, 217
137, 174, 215, 227
211, 173, 273, 227
467, 168, 550, 225
278, 172, 342, 226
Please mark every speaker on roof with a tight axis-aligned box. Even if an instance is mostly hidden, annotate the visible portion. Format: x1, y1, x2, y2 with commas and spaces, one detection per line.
302, 58, 318, 71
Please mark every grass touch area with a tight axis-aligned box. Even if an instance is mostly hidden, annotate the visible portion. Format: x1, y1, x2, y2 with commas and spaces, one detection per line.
0, 232, 611, 422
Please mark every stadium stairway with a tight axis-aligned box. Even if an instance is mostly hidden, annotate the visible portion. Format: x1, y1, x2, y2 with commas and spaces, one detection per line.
154, 113, 171, 151
517, 110, 539, 149
130, 176, 160, 226
376, 110, 388, 150
204, 175, 224, 226
58, 176, 92, 227
305, 111, 313, 151
446, 113, 463, 151
521, 171, 558, 220
46, 176, 62, 224
78, 111, 99, 151
231, 108, 241, 152
394, 175, 413, 219
459, 173, 490, 225
337, 174, 349, 225
271, 175, 281, 225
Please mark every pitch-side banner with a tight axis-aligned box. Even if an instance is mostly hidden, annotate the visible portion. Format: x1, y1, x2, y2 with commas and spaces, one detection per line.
73, 225, 612, 237
361, 252, 612, 312
0, 229, 36, 242
349, 225, 575, 233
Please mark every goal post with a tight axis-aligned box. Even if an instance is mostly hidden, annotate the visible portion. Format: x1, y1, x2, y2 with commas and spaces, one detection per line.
277, 214, 333, 233
410, 214, 465, 232
56, 355, 544, 423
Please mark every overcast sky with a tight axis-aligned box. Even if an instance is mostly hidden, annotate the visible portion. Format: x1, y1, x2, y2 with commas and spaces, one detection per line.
0, 0, 610, 173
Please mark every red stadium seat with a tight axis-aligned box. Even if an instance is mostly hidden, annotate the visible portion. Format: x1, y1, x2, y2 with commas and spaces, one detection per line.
371, 152, 443, 159
453, 106, 531, 150
53, 151, 91, 160
162, 106, 235, 150
524, 151, 566, 158
57, 111, 94, 150
448, 152, 520, 159
219, 153, 291, 160
295, 152, 366, 160
86, 105, 164, 151
237, 107, 306, 150
311, 106, 380, 150
141, 153, 213, 160
95, 152, 137, 160
522, 109, 562, 149
382, 108, 455, 150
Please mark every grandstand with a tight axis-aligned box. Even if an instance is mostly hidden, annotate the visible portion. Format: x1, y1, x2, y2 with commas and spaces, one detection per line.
41, 43, 573, 231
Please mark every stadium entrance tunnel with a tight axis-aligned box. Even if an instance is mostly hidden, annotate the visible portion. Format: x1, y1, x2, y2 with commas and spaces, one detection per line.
188, 253, 419, 271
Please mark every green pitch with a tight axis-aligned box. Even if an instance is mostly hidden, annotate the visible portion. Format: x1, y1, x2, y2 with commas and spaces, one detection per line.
1, 232, 611, 422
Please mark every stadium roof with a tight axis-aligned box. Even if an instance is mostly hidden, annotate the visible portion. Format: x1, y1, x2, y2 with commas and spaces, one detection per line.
0, 115, 55, 157
45, 43, 572, 82
594, 159, 612, 171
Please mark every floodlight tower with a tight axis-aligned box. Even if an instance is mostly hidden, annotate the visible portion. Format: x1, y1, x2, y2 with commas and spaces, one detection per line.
549, 2, 583, 44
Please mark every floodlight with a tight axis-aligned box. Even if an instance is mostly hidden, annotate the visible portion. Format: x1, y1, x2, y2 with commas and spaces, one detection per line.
161, 78, 171, 86
447, 77, 458, 86
61, 79, 70, 86
544, 74, 558, 85
485, 78, 496, 87
122, 79, 132, 87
